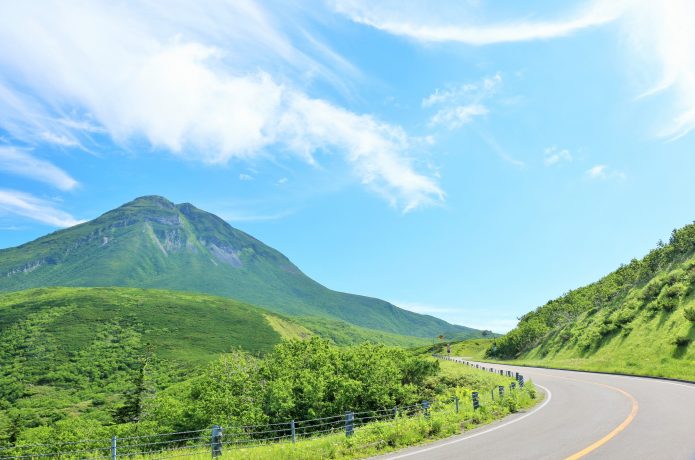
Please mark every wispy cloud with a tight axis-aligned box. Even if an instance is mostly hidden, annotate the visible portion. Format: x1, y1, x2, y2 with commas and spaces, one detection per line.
0, 1, 443, 211
428, 104, 488, 130
424, 73, 501, 130
585, 164, 625, 181
334, 1, 695, 140
239, 173, 254, 181
0, 189, 83, 227
333, 1, 621, 45
0, 147, 78, 190
543, 146, 573, 166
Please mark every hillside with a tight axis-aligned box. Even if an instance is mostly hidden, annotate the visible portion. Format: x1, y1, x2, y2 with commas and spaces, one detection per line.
0, 195, 481, 340
488, 223, 695, 381
0, 287, 292, 431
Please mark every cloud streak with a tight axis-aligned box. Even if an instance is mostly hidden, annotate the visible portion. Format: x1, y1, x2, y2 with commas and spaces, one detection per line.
0, 189, 83, 227
0, 0, 442, 211
333, 1, 621, 45
0, 147, 78, 190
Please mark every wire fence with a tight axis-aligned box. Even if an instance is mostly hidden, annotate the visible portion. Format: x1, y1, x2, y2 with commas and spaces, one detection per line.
0, 357, 528, 460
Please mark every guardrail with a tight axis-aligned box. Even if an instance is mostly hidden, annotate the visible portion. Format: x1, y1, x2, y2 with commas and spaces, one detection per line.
1, 357, 530, 460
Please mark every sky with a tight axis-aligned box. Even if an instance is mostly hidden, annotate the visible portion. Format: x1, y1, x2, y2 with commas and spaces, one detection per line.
1, 0, 694, 332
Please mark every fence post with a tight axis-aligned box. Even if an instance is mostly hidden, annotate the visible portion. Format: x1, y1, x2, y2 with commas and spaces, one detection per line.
491, 389, 495, 400
211, 425, 222, 458
499, 386, 504, 398
111, 436, 117, 460
472, 392, 479, 410
345, 412, 354, 437
291, 420, 296, 443
510, 382, 516, 391
454, 396, 459, 413
393, 406, 398, 419
519, 375, 525, 388
422, 400, 430, 417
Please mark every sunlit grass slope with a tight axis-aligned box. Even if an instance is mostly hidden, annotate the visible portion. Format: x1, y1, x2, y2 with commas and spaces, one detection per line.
488, 222, 695, 381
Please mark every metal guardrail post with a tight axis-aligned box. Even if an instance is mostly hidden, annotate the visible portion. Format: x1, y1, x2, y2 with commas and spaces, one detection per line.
422, 400, 430, 417
111, 436, 117, 460
211, 425, 222, 458
291, 420, 296, 443
499, 386, 504, 398
345, 412, 354, 437
454, 396, 459, 413
472, 392, 479, 410
393, 406, 398, 418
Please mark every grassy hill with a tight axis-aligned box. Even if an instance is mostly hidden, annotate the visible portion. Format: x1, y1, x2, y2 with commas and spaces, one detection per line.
0, 195, 482, 340
488, 223, 695, 381
0, 287, 289, 430
0, 286, 440, 438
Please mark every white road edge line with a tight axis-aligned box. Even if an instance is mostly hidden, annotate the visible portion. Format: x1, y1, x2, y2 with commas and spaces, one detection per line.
382, 383, 553, 459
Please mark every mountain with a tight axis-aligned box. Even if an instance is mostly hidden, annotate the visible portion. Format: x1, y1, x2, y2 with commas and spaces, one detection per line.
0, 195, 480, 339
488, 222, 695, 381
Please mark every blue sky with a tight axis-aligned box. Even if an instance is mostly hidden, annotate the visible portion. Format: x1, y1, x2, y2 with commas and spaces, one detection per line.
1, 1, 694, 332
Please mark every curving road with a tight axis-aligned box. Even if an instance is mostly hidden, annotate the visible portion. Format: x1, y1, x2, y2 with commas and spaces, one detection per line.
372, 359, 695, 460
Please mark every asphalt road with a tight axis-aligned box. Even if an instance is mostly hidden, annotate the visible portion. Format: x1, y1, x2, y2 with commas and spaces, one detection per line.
372, 359, 695, 460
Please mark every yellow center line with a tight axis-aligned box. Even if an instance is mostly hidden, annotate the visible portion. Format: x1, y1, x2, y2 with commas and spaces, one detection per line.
528, 370, 640, 460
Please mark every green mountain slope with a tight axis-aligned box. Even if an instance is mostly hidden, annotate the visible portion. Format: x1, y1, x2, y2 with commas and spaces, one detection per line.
0, 195, 480, 339
489, 223, 695, 381
0, 287, 286, 429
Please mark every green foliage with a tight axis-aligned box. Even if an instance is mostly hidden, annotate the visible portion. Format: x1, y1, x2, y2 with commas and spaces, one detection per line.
684, 306, 695, 323
488, 220, 695, 361
485, 221, 695, 380
0, 287, 284, 440
0, 196, 481, 340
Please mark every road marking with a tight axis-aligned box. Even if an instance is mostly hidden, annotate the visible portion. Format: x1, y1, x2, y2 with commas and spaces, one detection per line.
382, 383, 552, 459
561, 380, 639, 460
521, 370, 639, 460
466, 361, 642, 460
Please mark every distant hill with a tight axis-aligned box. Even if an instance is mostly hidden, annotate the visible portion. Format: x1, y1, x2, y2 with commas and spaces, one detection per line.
0, 195, 481, 339
0, 287, 289, 428
488, 223, 695, 381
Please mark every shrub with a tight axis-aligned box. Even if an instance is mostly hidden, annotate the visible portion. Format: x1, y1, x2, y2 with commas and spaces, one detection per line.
684, 306, 695, 323
673, 336, 691, 347
641, 277, 665, 302
657, 282, 687, 311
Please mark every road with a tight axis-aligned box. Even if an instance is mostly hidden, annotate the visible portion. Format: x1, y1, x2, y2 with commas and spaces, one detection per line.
372, 359, 695, 460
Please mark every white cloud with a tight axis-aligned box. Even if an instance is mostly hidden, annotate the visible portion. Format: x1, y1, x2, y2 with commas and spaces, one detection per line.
424, 73, 501, 130
0, 147, 78, 190
543, 146, 573, 166
0, 189, 84, 227
239, 173, 253, 181
585, 164, 626, 180
429, 104, 488, 129
0, 1, 442, 211
333, 1, 621, 45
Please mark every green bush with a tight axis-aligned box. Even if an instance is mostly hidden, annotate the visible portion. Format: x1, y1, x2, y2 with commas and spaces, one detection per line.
657, 282, 687, 311
684, 306, 695, 323
673, 336, 691, 347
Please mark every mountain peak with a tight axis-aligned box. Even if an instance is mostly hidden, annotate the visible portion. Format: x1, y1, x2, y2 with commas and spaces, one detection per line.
124, 195, 176, 210
0, 196, 481, 339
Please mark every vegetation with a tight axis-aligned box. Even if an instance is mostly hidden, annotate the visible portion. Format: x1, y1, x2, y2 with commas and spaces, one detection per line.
486, 223, 695, 381
2, 351, 538, 459
0, 195, 483, 340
